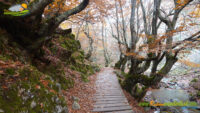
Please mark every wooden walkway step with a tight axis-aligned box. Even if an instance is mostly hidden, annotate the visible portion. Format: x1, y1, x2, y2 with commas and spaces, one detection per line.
92, 68, 134, 113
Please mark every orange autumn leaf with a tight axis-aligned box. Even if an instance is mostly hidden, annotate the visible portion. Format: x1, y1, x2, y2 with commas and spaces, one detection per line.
40, 80, 49, 87
0, 60, 6, 65
49, 89, 56, 94
0, 70, 4, 74
35, 85, 41, 89
2, 85, 8, 89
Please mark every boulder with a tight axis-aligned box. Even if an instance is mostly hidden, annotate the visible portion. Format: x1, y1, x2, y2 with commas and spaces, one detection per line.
30, 101, 36, 108
72, 96, 80, 110
0, 109, 4, 113
72, 101, 80, 110
191, 80, 200, 90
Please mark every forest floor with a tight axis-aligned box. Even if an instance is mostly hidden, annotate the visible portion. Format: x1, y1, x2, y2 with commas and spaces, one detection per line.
64, 69, 98, 113
65, 68, 145, 113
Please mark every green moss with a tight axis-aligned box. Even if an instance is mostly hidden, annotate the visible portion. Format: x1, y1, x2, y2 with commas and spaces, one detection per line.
191, 78, 198, 82
114, 60, 121, 69
81, 74, 89, 82
70, 62, 95, 80
50, 46, 58, 54
42, 63, 75, 90
0, 29, 77, 112
93, 65, 100, 72
121, 71, 127, 77
0, 31, 27, 62
0, 55, 8, 61
71, 51, 85, 63
5, 68, 16, 75
197, 91, 200, 97
121, 73, 154, 92
135, 84, 145, 95
0, 66, 68, 112
0, 84, 23, 112
47, 33, 97, 82
0, 31, 97, 112
88, 66, 95, 74
60, 78, 74, 90
59, 35, 80, 52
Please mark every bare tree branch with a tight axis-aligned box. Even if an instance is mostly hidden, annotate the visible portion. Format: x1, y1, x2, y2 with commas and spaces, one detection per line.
55, 0, 89, 27
140, 0, 149, 35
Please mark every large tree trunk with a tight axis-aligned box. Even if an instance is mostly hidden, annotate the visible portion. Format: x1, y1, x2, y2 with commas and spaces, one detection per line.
121, 56, 128, 72
114, 53, 128, 71
115, 53, 123, 69
122, 55, 177, 101
120, 0, 193, 102
84, 22, 94, 60
0, 0, 89, 52
102, 23, 110, 67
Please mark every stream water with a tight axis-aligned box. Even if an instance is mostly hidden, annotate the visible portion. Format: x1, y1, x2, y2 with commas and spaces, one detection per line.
143, 74, 200, 113
144, 88, 200, 113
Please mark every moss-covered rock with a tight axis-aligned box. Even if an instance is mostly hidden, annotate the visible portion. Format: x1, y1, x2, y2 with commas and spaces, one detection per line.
197, 91, 200, 97
0, 65, 68, 113
0, 29, 99, 112
59, 35, 81, 52
48, 33, 99, 81
131, 83, 147, 101
191, 78, 198, 82
118, 72, 156, 101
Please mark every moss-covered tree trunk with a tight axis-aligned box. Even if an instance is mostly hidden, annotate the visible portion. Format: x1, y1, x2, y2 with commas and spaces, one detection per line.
120, 59, 127, 72
0, 0, 89, 53
122, 55, 178, 101
114, 54, 128, 70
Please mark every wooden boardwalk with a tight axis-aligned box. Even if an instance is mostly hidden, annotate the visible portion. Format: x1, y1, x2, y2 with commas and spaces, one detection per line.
92, 68, 134, 113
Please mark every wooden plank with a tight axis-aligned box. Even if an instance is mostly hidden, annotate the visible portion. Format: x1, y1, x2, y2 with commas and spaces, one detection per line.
95, 100, 128, 104
96, 88, 122, 89
92, 106, 132, 112
105, 110, 135, 113
94, 95, 125, 97
92, 68, 134, 113
96, 88, 121, 89
94, 93, 124, 95
95, 94, 124, 96
96, 89, 123, 91
94, 96, 126, 99
94, 105, 130, 109
95, 98, 127, 101
96, 89, 122, 91
95, 92, 123, 94
96, 91, 122, 92
94, 103, 130, 108
95, 99, 128, 102
95, 96, 125, 99
95, 91, 123, 92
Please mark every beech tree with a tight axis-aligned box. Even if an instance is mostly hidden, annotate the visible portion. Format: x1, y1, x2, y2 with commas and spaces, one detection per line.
0, 0, 89, 53
111, 0, 200, 101
111, 0, 130, 71
101, 22, 111, 67
84, 21, 94, 60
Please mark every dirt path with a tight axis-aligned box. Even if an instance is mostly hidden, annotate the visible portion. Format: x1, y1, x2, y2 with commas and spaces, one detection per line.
64, 69, 97, 113
92, 68, 134, 113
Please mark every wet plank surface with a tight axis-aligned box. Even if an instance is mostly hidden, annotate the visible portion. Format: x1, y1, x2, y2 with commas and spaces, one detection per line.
92, 68, 134, 113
